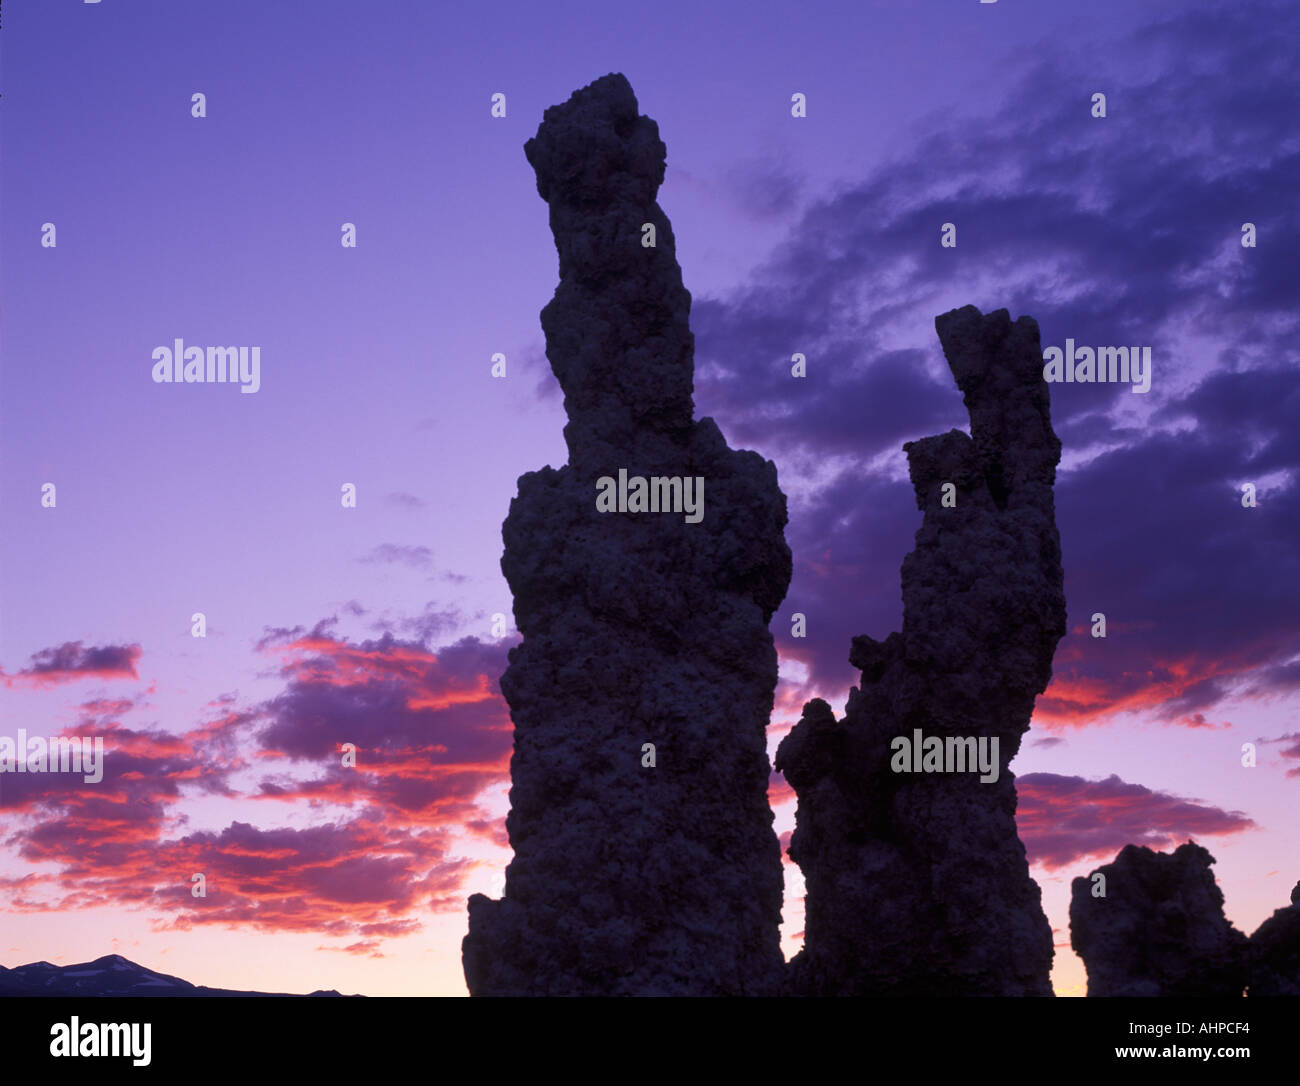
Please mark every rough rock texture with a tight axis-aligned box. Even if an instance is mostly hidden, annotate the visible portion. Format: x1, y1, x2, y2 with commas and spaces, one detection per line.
462, 73, 792, 995
1248, 879, 1300, 996
775, 305, 1065, 996
1069, 841, 1250, 996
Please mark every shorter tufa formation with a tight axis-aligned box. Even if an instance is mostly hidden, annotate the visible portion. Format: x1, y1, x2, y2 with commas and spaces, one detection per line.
1248, 880, 1300, 996
776, 305, 1066, 996
1071, 842, 1299, 996
1069, 842, 1249, 996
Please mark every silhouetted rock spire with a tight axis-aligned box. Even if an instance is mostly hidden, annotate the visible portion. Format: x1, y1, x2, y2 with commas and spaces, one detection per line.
462, 73, 792, 995
1247, 878, 1300, 996
776, 305, 1065, 996
1069, 841, 1249, 996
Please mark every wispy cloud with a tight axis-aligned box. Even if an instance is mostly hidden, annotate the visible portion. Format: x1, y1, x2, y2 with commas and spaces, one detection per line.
2, 641, 141, 688
1016, 772, 1255, 870
357, 543, 435, 570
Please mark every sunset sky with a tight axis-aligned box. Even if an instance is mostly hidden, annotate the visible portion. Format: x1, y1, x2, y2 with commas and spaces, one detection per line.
2, 0, 1297, 997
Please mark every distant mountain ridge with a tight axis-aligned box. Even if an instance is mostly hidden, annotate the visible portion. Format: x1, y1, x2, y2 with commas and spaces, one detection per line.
0, 954, 355, 997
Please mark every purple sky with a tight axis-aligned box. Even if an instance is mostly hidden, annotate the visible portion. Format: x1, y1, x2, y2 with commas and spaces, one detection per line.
2, 0, 1296, 996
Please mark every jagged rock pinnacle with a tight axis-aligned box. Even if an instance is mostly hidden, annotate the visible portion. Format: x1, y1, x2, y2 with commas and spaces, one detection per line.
462, 73, 792, 995
776, 304, 1065, 996
1070, 841, 1250, 996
